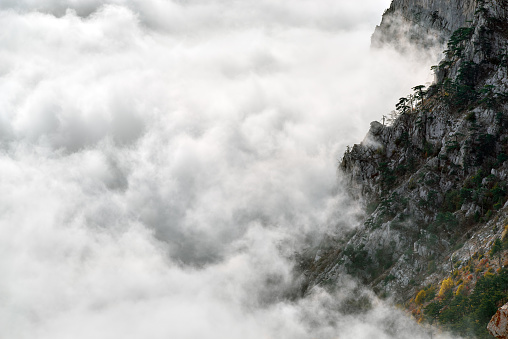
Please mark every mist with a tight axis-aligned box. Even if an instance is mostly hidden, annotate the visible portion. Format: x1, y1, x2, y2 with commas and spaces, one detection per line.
0, 1, 455, 338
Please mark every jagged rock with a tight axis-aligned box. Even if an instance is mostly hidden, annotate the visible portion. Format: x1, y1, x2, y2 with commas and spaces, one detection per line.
369, 121, 384, 136
302, 0, 508, 303
488, 303, 508, 339
372, 0, 477, 50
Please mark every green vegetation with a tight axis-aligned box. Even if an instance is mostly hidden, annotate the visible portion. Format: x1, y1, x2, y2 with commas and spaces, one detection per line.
343, 245, 372, 275
422, 268, 508, 338
411, 237, 507, 338
379, 161, 396, 191
445, 27, 475, 57
431, 212, 458, 232
434, 169, 508, 228
338, 3, 508, 320
439, 61, 480, 110
442, 189, 462, 212
396, 97, 411, 115
503, 226, 508, 249
343, 241, 397, 281
412, 85, 426, 106
490, 238, 503, 266
475, 133, 496, 165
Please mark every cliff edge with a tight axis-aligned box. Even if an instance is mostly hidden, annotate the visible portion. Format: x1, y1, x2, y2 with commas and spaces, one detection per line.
303, 0, 508, 337
371, 0, 478, 50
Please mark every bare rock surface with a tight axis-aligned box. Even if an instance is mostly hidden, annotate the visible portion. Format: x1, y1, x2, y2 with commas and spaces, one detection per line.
372, 0, 478, 50
302, 0, 508, 303
488, 303, 508, 339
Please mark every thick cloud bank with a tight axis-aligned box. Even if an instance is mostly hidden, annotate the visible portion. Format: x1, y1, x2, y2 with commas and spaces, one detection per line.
0, 1, 455, 338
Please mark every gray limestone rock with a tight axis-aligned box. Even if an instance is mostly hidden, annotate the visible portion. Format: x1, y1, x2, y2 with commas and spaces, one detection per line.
372, 0, 478, 51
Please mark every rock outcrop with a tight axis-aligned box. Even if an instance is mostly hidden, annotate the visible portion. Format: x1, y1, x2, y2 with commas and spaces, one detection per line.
302, 0, 508, 305
488, 303, 508, 339
296, 0, 508, 336
372, 0, 479, 50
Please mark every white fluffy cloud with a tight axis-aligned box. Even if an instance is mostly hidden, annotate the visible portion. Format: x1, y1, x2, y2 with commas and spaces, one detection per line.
0, 1, 454, 338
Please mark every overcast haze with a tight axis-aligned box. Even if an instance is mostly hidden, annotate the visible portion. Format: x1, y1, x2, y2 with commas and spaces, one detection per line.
0, 1, 454, 338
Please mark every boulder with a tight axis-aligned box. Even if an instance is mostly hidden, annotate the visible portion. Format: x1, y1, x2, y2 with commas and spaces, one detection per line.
368, 121, 384, 136
488, 303, 508, 339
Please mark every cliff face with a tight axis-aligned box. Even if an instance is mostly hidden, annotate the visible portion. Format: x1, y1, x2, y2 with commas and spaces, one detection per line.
302, 0, 508, 317
371, 0, 478, 49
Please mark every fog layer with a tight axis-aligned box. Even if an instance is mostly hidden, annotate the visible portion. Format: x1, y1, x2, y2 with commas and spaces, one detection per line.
0, 1, 452, 338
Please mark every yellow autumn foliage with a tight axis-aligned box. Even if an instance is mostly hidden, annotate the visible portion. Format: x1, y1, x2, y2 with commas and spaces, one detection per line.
415, 290, 426, 304
438, 277, 454, 297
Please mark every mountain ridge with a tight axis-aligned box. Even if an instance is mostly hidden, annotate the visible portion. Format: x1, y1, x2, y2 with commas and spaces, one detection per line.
302, 0, 508, 337
371, 0, 478, 50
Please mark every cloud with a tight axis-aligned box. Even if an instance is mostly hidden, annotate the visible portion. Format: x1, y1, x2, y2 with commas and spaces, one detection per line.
0, 1, 454, 338
0, 0, 390, 32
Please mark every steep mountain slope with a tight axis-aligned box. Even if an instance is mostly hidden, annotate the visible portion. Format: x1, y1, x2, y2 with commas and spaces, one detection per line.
303, 0, 508, 336
371, 0, 478, 49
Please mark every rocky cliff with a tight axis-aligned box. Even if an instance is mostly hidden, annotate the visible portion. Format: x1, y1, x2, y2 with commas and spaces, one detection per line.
372, 0, 479, 50
302, 0, 508, 337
